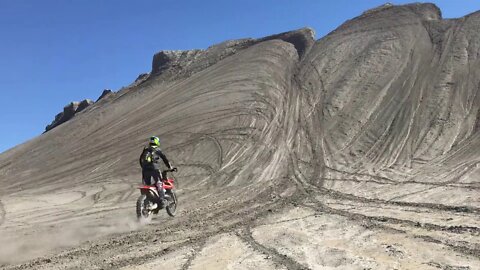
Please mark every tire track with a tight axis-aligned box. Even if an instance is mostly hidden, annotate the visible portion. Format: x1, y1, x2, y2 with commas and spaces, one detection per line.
289, 145, 480, 258
317, 185, 480, 214
236, 227, 310, 270
303, 200, 480, 257
92, 185, 107, 204
297, 167, 480, 256
4, 176, 292, 269
180, 239, 207, 270
294, 157, 480, 215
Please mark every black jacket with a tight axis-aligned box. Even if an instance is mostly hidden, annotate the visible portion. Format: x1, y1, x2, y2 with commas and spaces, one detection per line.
139, 145, 172, 171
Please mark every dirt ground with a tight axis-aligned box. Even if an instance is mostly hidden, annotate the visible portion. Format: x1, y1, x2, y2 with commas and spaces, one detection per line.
0, 3, 479, 270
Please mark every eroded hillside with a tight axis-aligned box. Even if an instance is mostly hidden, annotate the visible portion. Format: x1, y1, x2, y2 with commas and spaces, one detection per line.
0, 3, 479, 269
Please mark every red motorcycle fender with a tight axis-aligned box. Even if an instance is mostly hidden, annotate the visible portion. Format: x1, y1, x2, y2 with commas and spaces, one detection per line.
163, 179, 175, 190
139, 186, 159, 200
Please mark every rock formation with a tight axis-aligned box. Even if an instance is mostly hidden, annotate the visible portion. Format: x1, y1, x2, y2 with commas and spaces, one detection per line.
96, 89, 114, 101
44, 99, 94, 132
46, 88, 119, 132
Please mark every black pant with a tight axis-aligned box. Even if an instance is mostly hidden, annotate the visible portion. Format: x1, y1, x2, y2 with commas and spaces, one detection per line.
142, 170, 163, 185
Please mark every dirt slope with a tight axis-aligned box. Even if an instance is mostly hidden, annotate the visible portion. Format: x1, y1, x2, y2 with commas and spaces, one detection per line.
1, 3, 479, 269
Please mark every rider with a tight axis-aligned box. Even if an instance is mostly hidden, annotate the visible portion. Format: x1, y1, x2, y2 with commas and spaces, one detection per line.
139, 136, 176, 207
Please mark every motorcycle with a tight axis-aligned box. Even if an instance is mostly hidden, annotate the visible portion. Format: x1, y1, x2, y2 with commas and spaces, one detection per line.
136, 168, 178, 222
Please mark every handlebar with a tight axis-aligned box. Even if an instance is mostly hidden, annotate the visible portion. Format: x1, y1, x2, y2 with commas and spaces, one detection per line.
162, 168, 178, 186
163, 167, 177, 173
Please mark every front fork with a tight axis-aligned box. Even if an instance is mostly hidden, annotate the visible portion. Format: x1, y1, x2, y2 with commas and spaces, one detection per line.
156, 182, 166, 200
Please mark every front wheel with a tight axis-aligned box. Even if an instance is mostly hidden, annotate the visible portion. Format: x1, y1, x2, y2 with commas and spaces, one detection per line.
166, 190, 177, 217
136, 194, 153, 222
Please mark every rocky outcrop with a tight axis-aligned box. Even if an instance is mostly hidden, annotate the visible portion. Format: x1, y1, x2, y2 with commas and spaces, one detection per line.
76, 99, 92, 112
46, 88, 120, 132
258, 27, 315, 58
45, 99, 94, 132
134, 73, 149, 84
149, 28, 314, 82
150, 39, 253, 81
96, 89, 114, 102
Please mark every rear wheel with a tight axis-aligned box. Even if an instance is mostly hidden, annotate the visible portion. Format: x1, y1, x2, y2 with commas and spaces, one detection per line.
136, 194, 153, 222
166, 190, 177, 217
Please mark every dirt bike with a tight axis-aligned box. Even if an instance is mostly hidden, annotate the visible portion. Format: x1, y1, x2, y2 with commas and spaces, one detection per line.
136, 168, 178, 222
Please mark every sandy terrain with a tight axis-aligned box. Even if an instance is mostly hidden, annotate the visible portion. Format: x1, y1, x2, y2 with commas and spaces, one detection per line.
0, 3, 479, 270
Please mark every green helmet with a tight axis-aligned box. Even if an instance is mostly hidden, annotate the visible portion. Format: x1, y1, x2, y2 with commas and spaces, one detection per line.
149, 136, 160, 147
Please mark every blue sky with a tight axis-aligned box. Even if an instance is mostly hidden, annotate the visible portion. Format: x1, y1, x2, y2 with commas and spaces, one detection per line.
0, 0, 478, 154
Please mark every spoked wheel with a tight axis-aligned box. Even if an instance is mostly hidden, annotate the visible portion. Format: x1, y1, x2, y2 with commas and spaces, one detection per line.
136, 194, 153, 222
166, 190, 178, 217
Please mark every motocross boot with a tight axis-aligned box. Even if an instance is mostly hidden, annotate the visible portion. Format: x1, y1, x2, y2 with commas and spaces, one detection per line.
156, 181, 167, 208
